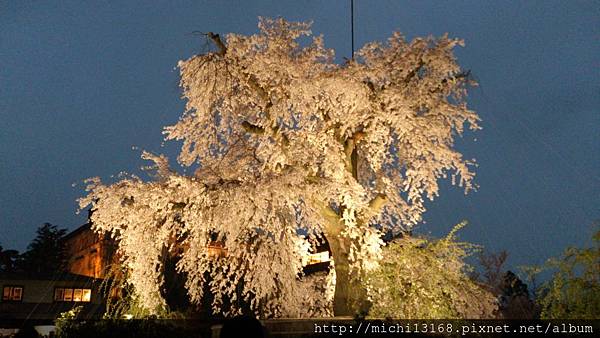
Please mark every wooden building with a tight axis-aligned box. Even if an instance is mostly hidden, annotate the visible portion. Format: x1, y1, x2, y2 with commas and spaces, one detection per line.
0, 222, 115, 331
0, 271, 104, 325
63, 223, 117, 279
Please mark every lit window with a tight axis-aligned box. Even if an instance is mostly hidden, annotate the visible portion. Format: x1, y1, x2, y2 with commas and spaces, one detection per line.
64, 288, 73, 301
306, 251, 330, 265
82, 289, 91, 302
54, 288, 92, 302
2, 286, 23, 301
73, 289, 82, 302
207, 242, 227, 258
54, 288, 64, 301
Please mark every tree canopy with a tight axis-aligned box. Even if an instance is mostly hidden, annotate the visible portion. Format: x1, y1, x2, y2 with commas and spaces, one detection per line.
20, 223, 68, 275
80, 18, 480, 317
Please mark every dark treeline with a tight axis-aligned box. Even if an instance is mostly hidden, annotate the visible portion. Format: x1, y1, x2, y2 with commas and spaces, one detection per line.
0, 222, 68, 276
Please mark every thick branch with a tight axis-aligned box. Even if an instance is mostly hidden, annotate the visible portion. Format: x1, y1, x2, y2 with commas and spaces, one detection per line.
205, 33, 279, 141
356, 194, 388, 226
343, 131, 366, 180
315, 200, 344, 236
403, 59, 425, 84
241, 121, 265, 135
207, 32, 226, 56
343, 138, 356, 175
368, 193, 387, 212
247, 74, 271, 108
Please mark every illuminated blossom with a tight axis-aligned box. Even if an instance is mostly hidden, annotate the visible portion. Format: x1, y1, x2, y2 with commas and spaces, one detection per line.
80, 18, 479, 317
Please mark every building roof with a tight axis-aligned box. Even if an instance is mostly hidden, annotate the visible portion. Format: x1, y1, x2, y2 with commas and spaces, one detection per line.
0, 271, 101, 283
62, 222, 93, 242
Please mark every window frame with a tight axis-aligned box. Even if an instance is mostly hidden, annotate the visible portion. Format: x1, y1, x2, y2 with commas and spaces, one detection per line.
2, 285, 24, 302
53, 287, 92, 303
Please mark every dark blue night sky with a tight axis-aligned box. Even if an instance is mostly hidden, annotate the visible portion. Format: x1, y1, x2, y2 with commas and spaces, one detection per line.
1, 1, 598, 271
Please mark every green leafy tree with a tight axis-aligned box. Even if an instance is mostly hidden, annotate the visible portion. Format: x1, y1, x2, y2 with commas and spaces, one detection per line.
366, 222, 497, 319
475, 250, 538, 318
20, 223, 68, 275
537, 229, 600, 319
0, 245, 20, 272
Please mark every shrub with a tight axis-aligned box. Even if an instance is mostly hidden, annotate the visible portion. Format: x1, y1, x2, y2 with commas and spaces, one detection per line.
54, 319, 202, 338
366, 222, 497, 319
537, 229, 600, 319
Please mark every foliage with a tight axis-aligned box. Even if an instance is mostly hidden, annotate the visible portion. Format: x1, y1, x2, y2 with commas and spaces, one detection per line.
79, 17, 480, 317
55, 320, 197, 338
536, 229, 600, 319
1, 223, 67, 275
55, 306, 195, 338
99, 263, 154, 319
496, 271, 538, 319
293, 269, 336, 318
55, 306, 84, 338
20, 223, 68, 275
476, 250, 508, 291
366, 222, 497, 319
474, 250, 537, 318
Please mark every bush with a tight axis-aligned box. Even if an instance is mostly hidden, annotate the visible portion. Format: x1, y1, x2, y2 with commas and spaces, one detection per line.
55, 306, 202, 338
536, 229, 600, 319
366, 222, 497, 319
54, 319, 203, 338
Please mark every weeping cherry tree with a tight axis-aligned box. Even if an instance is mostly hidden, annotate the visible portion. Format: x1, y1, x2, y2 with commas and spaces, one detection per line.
79, 17, 480, 317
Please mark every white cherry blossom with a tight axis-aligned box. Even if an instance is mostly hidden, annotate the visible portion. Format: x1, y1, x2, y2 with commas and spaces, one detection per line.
80, 17, 479, 317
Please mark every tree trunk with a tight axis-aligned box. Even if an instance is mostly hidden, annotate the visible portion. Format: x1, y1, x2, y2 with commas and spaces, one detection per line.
324, 231, 371, 317
319, 202, 354, 316
319, 133, 376, 316
326, 232, 352, 316
321, 207, 371, 317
